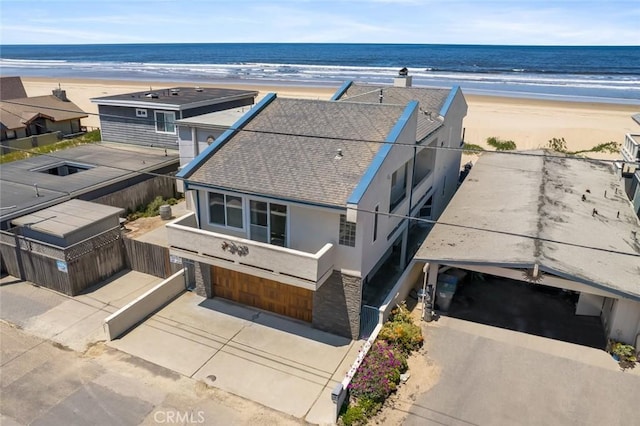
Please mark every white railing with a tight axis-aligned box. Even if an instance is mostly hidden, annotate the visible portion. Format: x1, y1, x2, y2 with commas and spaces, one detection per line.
166, 213, 334, 288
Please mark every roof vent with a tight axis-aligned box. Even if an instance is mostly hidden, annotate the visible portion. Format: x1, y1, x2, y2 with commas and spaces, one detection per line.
335, 149, 343, 160
145, 93, 159, 99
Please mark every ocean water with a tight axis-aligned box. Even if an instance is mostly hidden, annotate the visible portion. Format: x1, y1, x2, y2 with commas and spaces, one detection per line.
1, 43, 639, 104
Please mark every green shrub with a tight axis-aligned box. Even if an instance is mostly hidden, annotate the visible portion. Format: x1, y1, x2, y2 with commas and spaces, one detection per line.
388, 302, 414, 323
378, 302, 424, 354
462, 143, 485, 155
126, 195, 183, 220
547, 137, 568, 153
379, 320, 423, 355
486, 136, 517, 151
341, 403, 366, 426
340, 398, 381, 426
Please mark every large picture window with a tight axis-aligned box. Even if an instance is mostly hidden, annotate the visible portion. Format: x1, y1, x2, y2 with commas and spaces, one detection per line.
155, 111, 176, 134
339, 214, 356, 247
208, 192, 243, 229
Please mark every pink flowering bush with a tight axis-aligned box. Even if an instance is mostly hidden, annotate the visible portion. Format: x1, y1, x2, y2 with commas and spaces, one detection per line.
348, 341, 407, 402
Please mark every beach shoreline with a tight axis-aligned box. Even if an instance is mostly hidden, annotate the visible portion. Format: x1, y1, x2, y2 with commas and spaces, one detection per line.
18, 76, 639, 161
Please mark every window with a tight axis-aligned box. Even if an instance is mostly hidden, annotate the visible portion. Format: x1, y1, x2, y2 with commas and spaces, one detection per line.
250, 200, 287, 247
373, 206, 379, 242
155, 111, 176, 134
389, 163, 407, 211
208, 192, 243, 228
5, 130, 16, 139
136, 108, 147, 118
339, 214, 356, 247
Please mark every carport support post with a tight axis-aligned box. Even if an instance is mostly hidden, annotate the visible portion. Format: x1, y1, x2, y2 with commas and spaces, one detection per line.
428, 262, 439, 315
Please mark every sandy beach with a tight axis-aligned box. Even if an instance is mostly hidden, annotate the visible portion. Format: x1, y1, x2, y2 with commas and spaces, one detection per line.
20, 77, 639, 160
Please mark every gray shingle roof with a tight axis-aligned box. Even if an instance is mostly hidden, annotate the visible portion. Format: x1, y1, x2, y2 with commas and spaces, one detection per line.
337, 85, 450, 141
0, 76, 28, 100
415, 151, 640, 299
187, 97, 408, 206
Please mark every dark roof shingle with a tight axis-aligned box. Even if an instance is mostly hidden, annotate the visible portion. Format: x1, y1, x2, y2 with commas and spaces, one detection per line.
188, 98, 408, 206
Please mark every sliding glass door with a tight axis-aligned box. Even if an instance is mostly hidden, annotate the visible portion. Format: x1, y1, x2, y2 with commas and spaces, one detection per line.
250, 200, 287, 247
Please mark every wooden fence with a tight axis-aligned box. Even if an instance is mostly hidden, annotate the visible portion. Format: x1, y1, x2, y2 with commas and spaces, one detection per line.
123, 236, 182, 279
0, 227, 127, 296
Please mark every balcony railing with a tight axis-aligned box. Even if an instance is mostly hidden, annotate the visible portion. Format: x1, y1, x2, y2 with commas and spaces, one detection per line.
166, 213, 335, 290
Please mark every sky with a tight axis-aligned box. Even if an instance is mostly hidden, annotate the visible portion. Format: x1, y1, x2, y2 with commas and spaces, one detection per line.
0, 0, 638, 46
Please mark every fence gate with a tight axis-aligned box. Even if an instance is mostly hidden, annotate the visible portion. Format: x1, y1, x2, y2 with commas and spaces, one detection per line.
360, 305, 380, 339
183, 259, 196, 290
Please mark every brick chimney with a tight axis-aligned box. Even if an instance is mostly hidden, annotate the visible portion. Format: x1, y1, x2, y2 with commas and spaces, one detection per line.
52, 86, 69, 101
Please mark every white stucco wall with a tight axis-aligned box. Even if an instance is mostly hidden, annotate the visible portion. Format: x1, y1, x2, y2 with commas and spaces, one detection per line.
357, 106, 418, 280
606, 298, 640, 345
289, 204, 361, 273
430, 89, 467, 219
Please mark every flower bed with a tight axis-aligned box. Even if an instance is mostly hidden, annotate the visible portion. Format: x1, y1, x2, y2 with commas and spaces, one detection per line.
607, 339, 639, 370
340, 303, 423, 426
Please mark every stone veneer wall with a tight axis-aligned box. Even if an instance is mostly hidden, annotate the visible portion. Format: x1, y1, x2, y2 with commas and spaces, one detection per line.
312, 271, 362, 339
194, 261, 212, 298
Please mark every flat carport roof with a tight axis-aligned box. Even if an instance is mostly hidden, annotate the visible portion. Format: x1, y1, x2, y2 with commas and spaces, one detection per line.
414, 151, 640, 301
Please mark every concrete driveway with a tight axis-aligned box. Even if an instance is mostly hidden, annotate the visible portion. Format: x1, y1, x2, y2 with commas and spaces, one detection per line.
403, 317, 640, 426
109, 291, 360, 424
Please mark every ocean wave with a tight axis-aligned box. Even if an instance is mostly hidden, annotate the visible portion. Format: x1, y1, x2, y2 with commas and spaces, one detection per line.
2, 58, 639, 102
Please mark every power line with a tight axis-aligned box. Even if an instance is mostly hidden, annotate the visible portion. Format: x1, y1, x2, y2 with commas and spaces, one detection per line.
2, 98, 636, 165
1, 143, 638, 259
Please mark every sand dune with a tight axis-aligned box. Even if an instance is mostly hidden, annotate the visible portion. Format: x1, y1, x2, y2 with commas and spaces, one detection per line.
20, 77, 638, 161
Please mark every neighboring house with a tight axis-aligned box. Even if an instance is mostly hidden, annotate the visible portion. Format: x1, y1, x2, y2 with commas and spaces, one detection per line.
620, 113, 640, 217
0, 143, 178, 231
0, 76, 28, 100
415, 151, 640, 346
175, 107, 252, 174
168, 81, 467, 339
91, 87, 258, 149
1, 88, 87, 141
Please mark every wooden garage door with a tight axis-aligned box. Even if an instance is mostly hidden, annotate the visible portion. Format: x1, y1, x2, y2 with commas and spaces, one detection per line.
211, 266, 313, 322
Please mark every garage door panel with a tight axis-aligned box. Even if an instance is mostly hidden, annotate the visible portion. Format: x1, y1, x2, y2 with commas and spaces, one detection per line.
211, 266, 313, 322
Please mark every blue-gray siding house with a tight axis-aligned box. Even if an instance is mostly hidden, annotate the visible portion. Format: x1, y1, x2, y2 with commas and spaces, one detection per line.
91, 87, 258, 148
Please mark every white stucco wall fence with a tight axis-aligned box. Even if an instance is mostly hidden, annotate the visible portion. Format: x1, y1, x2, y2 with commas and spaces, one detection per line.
103, 269, 185, 341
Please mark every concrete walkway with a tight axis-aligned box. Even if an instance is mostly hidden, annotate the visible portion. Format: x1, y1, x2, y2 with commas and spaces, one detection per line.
0, 271, 162, 352
109, 292, 360, 424
0, 271, 360, 424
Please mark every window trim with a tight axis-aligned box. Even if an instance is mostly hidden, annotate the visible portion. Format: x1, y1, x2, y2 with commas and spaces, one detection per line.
154, 110, 176, 134
249, 199, 288, 247
136, 108, 148, 118
207, 191, 244, 230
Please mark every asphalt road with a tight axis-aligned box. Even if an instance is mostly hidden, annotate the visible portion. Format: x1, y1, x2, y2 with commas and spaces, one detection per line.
403, 321, 640, 426
0, 322, 302, 426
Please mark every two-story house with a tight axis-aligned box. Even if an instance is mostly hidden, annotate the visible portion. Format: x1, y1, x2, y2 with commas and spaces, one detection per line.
620, 113, 640, 217
91, 87, 257, 148
168, 82, 467, 339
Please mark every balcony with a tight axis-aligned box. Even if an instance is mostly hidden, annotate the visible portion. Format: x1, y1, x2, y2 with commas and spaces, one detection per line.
166, 213, 335, 290
622, 134, 640, 164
